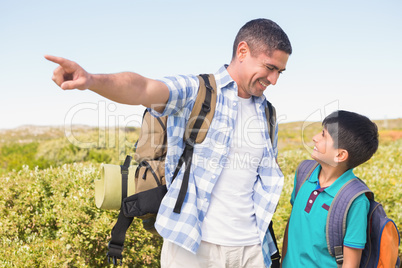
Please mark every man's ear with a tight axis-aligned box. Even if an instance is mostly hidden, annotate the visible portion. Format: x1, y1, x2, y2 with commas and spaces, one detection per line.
236, 41, 250, 62
335, 149, 349, 164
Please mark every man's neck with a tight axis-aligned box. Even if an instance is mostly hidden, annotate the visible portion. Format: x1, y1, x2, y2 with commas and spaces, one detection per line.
226, 62, 238, 81
226, 62, 250, 98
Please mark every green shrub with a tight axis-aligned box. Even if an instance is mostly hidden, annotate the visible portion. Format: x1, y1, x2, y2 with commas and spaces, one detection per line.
0, 163, 162, 267
0, 124, 400, 266
0, 142, 51, 172
0, 135, 135, 176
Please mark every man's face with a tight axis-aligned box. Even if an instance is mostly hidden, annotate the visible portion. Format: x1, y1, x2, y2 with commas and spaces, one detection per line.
237, 48, 289, 98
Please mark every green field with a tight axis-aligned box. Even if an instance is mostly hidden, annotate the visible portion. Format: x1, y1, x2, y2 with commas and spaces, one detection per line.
0, 119, 401, 267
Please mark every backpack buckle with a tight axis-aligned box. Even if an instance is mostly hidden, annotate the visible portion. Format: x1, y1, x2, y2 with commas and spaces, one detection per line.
205, 84, 213, 92
201, 103, 211, 113
107, 253, 123, 266
107, 242, 124, 266
185, 138, 195, 148
335, 255, 343, 265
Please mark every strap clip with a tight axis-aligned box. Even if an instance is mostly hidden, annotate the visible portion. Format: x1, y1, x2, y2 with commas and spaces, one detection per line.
335, 254, 343, 265
334, 245, 344, 265
201, 103, 211, 113
107, 254, 122, 266
107, 242, 124, 266
185, 138, 195, 148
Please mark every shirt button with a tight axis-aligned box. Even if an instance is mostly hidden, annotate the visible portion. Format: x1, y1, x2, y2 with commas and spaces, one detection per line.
313, 191, 318, 195
309, 200, 313, 204
233, 102, 237, 107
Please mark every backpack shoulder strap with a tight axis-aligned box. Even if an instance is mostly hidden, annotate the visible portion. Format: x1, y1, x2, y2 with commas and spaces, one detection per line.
326, 178, 373, 266
173, 74, 217, 214
184, 74, 217, 143
106, 75, 217, 263
295, 160, 319, 198
264, 100, 276, 146
282, 160, 318, 263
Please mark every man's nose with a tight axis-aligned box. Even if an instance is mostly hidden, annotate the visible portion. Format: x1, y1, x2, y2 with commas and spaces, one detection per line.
267, 72, 279, 86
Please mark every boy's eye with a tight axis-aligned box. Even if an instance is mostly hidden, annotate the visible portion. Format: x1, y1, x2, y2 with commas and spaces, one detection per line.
266, 65, 274, 71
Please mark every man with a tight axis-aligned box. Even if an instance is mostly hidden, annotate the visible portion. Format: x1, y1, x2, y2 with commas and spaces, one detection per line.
46, 18, 292, 267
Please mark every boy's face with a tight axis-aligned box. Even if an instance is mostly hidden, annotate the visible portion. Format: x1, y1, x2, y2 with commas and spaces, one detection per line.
311, 128, 339, 166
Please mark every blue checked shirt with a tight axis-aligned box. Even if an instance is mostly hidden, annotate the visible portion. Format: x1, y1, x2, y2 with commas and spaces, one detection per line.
149, 65, 284, 268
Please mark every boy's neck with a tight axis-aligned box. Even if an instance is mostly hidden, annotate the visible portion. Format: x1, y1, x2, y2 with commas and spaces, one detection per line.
318, 163, 349, 188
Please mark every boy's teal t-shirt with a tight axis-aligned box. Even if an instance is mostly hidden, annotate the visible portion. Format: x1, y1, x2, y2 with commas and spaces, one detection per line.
282, 165, 369, 268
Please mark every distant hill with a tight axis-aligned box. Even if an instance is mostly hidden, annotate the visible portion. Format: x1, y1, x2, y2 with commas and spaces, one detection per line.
1, 118, 400, 143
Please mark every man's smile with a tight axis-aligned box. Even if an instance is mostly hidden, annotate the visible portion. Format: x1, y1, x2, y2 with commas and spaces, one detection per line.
258, 79, 269, 88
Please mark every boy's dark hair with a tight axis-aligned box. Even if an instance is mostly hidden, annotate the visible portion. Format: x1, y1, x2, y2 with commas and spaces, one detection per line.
232, 18, 292, 59
323, 110, 379, 169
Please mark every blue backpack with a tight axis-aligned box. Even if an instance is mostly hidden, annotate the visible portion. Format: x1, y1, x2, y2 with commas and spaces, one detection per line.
294, 160, 401, 268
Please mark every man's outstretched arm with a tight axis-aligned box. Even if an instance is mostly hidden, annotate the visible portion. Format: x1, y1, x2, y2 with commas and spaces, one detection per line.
45, 55, 169, 113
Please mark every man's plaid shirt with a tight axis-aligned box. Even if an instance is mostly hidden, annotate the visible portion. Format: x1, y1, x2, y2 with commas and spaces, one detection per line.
149, 65, 284, 267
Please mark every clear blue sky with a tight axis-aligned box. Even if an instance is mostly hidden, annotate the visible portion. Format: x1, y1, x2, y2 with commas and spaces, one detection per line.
1, 0, 401, 129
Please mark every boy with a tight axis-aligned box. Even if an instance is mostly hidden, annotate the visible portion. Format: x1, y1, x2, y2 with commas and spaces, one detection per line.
282, 110, 379, 267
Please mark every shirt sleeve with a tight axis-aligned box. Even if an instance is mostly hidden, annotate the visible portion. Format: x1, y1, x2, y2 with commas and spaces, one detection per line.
343, 194, 370, 249
148, 75, 199, 118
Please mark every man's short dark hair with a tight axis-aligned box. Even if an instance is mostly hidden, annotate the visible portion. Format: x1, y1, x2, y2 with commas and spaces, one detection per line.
323, 110, 379, 169
232, 18, 292, 59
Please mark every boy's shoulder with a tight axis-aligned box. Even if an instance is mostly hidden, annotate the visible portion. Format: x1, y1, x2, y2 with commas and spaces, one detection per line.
295, 160, 370, 199
294, 160, 319, 194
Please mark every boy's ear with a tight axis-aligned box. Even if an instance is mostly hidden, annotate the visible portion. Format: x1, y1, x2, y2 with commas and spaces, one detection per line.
335, 149, 349, 163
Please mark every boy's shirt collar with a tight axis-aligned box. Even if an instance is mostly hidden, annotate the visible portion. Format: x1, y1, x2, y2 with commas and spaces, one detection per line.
308, 165, 356, 197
